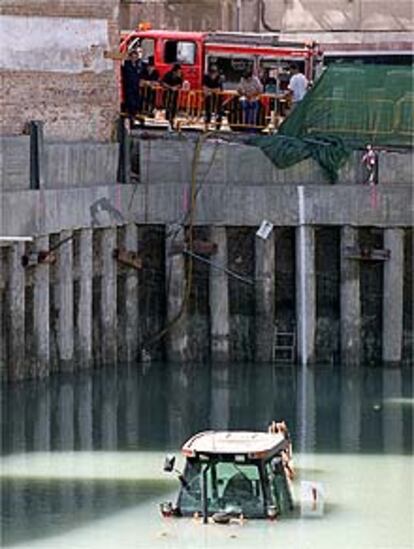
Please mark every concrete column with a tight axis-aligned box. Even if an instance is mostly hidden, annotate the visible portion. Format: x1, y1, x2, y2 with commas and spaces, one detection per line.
101, 227, 117, 365
8, 242, 26, 380
382, 228, 404, 364
77, 229, 93, 369
209, 226, 230, 362
57, 230, 74, 370
165, 225, 188, 362
295, 226, 316, 365
340, 226, 361, 366
255, 231, 275, 362
33, 235, 50, 378
123, 223, 139, 362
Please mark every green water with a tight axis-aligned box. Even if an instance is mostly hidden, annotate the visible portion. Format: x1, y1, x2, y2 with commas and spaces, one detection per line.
1, 363, 413, 548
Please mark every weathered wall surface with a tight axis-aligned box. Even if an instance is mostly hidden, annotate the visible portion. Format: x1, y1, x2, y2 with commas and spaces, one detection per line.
137, 139, 414, 187
120, 0, 412, 36
1, 181, 412, 238
44, 143, 120, 189
261, 0, 413, 32
0, 137, 30, 191
2, 135, 412, 192
1, 137, 412, 236
0, 137, 119, 191
120, 0, 235, 32
0, 223, 411, 379
0, 1, 120, 141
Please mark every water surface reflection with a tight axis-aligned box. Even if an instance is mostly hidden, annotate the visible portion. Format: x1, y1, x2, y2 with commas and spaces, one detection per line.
1, 363, 413, 547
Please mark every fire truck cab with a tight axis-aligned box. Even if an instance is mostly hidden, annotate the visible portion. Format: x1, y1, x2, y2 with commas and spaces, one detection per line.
120, 28, 323, 91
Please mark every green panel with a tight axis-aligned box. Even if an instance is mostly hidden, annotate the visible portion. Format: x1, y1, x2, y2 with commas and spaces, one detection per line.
280, 64, 414, 148
250, 64, 413, 183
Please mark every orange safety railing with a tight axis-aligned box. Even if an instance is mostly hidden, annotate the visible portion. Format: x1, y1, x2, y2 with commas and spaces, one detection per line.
125, 83, 291, 131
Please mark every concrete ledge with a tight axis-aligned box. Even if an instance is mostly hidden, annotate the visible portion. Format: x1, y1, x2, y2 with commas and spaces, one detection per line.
1, 183, 412, 237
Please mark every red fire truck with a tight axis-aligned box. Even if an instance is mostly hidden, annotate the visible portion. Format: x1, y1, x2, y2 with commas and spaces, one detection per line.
119, 28, 323, 91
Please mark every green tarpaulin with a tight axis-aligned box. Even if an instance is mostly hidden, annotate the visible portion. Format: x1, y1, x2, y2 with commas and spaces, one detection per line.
250, 64, 413, 183
249, 134, 350, 183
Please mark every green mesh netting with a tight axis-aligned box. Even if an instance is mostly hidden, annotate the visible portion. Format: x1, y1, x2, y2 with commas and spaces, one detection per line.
250, 64, 413, 183
279, 64, 413, 148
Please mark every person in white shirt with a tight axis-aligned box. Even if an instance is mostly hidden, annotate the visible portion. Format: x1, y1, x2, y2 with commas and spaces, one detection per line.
287, 63, 308, 107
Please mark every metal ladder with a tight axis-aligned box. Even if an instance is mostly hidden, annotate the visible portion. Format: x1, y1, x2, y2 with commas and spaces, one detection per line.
272, 325, 296, 363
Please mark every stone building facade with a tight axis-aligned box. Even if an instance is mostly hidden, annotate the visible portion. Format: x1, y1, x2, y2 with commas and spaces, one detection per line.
1, 0, 120, 142
120, 0, 412, 41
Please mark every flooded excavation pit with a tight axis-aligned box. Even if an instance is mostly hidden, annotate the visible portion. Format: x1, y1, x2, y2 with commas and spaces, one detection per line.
1, 364, 413, 548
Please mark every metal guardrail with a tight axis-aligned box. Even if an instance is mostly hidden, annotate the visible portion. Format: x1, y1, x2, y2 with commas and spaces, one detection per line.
124, 84, 291, 132
123, 85, 414, 138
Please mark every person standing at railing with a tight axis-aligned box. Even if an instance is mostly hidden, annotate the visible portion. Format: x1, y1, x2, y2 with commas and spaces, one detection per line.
237, 69, 263, 127
122, 49, 144, 127
286, 63, 308, 110
203, 64, 224, 131
162, 63, 183, 131
140, 56, 160, 117
260, 68, 278, 94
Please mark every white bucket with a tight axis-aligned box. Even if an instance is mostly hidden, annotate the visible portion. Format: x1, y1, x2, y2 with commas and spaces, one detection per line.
300, 480, 325, 517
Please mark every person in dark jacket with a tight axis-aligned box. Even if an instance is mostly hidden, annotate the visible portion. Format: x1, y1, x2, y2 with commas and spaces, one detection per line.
122, 50, 143, 125
162, 63, 183, 130
140, 56, 160, 116
203, 64, 224, 130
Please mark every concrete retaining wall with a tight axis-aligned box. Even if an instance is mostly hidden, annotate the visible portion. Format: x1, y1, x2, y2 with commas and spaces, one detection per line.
2, 135, 412, 194
1, 137, 119, 191
1, 183, 411, 238
0, 224, 412, 381
1, 135, 412, 378
44, 142, 119, 189
138, 138, 414, 187
0, 136, 31, 191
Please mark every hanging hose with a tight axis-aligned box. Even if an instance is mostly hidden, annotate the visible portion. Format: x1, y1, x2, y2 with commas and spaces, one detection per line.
142, 133, 211, 352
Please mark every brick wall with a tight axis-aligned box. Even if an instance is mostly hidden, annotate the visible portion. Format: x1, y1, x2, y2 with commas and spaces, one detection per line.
1, 0, 120, 142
